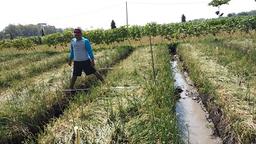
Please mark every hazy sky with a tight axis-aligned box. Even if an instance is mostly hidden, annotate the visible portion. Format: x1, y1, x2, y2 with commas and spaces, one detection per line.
0, 0, 255, 31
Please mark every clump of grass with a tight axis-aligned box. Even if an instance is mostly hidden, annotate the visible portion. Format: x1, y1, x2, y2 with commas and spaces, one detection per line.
126, 45, 180, 143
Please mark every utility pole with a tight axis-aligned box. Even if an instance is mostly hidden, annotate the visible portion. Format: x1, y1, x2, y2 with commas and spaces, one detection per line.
125, 1, 131, 47
126, 1, 128, 28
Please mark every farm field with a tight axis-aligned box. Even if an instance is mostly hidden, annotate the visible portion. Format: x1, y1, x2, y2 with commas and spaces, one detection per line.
0, 16, 256, 143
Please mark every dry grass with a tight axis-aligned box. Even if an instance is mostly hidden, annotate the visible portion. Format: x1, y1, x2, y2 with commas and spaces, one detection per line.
178, 43, 256, 143
36, 46, 180, 143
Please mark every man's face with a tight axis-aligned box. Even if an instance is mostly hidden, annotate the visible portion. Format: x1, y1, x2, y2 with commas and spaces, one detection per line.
74, 31, 82, 40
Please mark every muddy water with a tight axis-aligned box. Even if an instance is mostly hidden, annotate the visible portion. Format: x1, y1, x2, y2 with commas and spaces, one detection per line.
171, 56, 222, 144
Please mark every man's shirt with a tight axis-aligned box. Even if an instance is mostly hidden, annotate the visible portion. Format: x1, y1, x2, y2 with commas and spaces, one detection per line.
69, 37, 94, 61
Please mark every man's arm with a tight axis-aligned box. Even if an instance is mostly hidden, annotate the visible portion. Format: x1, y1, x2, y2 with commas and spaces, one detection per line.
84, 39, 94, 60
84, 39, 95, 66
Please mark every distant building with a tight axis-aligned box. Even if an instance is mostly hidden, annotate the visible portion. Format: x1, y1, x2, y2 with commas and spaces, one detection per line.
38, 23, 47, 26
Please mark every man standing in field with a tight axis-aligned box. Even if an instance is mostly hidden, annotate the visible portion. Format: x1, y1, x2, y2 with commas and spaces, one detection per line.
68, 28, 104, 89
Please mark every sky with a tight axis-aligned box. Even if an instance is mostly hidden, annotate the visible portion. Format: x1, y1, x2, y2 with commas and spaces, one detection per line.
0, 0, 255, 31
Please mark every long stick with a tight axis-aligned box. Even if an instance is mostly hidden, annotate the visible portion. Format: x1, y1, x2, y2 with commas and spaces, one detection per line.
149, 36, 156, 83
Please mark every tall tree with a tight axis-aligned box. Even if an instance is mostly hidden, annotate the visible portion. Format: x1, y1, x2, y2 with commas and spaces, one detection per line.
208, 0, 231, 7
209, 0, 230, 17
4, 24, 17, 39
111, 20, 116, 29
181, 14, 186, 22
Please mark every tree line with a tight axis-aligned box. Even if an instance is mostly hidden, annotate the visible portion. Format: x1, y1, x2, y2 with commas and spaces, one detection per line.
0, 16, 255, 49
228, 10, 256, 17
0, 24, 62, 40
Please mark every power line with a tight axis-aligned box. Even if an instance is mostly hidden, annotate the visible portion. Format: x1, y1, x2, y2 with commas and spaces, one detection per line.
128, 1, 208, 5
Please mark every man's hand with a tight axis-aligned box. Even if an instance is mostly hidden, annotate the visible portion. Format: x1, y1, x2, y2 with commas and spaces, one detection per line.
91, 59, 95, 67
68, 60, 72, 66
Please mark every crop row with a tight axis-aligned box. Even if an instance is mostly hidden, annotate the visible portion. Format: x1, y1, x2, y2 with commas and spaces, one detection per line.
0, 46, 133, 143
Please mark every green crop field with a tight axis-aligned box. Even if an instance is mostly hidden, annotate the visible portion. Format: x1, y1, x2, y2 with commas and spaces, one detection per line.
0, 16, 255, 143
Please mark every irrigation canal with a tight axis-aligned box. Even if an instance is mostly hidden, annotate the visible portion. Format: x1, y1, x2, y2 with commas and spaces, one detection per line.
171, 55, 222, 144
